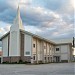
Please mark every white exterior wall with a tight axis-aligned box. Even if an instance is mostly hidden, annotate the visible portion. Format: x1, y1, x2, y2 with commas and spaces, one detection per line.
47, 43, 49, 55
61, 54, 68, 60
55, 46, 61, 54
2, 36, 8, 57
50, 45, 54, 55
61, 45, 68, 53
40, 41, 43, 60
32, 38, 37, 61
33, 38, 36, 54
32, 38, 43, 61
9, 30, 20, 56
55, 44, 70, 61
9, 6, 25, 56
37, 40, 42, 60
50, 45, 52, 55
60, 45, 69, 60
44, 42, 46, 56
9, 17, 21, 56
24, 34, 32, 56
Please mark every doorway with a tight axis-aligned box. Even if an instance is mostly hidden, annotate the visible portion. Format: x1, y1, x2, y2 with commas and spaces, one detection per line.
54, 56, 60, 62
56, 56, 60, 62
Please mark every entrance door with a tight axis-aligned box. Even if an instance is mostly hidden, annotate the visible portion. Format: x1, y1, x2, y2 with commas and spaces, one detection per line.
56, 56, 60, 62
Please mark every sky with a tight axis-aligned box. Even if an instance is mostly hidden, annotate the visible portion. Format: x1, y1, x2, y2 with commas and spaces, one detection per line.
0, 0, 75, 46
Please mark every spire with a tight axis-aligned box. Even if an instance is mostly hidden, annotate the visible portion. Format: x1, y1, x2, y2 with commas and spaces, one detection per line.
13, 5, 24, 30
17, 5, 21, 21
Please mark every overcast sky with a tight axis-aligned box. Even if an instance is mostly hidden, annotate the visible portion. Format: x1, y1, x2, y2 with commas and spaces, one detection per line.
0, 0, 75, 42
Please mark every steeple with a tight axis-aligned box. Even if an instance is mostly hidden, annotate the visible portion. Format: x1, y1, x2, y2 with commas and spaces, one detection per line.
13, 5, 24, 30
17, 5, 21, 21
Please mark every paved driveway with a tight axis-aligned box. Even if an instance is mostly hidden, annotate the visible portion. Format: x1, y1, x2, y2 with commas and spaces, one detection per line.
0, 63, 75, 75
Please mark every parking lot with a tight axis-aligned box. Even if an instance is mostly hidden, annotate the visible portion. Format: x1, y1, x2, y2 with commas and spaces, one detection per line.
0, 63, 75, 75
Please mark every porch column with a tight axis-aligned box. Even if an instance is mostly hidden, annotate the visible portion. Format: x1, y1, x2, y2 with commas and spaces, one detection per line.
42, 41, 44, 63
36, 39, 38, 63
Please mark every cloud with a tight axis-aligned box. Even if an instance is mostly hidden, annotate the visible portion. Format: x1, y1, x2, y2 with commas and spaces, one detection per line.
0, 25, 10, 37
0, 0, 74, 41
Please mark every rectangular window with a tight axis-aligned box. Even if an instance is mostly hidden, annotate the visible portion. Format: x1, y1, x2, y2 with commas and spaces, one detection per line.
44, 57, 46, 60
48, 57, 49, 60
33, 55, 35, 60
56, 48, 59, 51
26, 51, 30, 55
33, 44, 35, 48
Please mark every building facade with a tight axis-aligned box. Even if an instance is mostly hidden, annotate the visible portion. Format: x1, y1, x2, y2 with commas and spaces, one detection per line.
0, 7, 73, 64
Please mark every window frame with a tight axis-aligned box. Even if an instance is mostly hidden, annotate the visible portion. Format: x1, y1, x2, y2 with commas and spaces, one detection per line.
33, 44, 35, 48
56, 48, 59, 51
25, 51, 30, 55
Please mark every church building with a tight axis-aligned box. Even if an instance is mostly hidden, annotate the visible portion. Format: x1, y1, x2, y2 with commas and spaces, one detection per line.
0, 6, 73, 64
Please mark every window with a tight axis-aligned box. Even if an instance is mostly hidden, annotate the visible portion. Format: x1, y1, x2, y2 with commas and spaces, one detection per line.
48, 57, 49, 60
33, 55, 36, 60
26, 52, 30, 55
56, 48, 59, 51
44, 57, 46, 60
33, 44, 35, 48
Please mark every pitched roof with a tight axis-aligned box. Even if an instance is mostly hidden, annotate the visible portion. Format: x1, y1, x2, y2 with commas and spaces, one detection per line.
0, 29, 72, 46
56, 43, 72, 45
0, 29, 56, 45
20, 29, 56, 45
0, 31, 10, 41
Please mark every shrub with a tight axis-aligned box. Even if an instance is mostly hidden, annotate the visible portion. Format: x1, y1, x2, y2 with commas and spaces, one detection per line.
2, 61, 9, 64
18, 59, 23, 64
11, 62, 17, 64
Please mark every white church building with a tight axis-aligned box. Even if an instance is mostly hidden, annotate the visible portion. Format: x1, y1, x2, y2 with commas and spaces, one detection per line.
0, 7, 73, 64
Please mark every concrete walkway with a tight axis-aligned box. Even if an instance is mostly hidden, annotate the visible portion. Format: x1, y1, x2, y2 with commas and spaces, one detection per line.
0, 63, 75, 75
